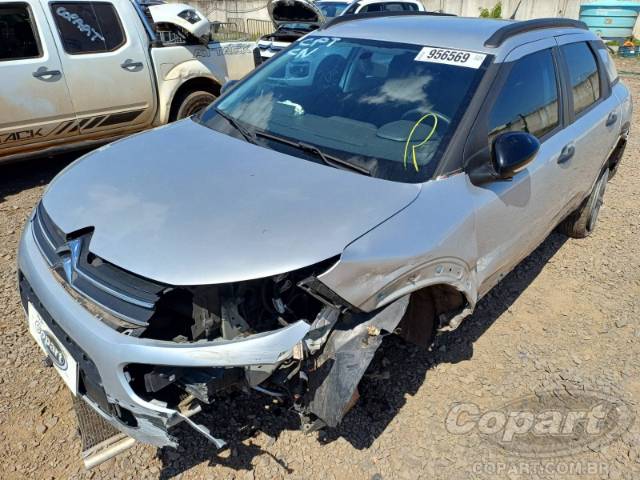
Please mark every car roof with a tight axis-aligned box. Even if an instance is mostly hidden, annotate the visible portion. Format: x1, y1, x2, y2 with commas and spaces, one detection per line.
315, 15, 598, 60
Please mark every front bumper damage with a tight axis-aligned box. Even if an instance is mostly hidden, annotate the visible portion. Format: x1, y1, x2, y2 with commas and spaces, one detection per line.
18, 217, 411, 452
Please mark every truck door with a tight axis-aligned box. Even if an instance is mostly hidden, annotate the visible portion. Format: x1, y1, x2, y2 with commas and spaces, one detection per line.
467, 40, 572, 295
0, 0, 77, 157
44, 0, 156, 136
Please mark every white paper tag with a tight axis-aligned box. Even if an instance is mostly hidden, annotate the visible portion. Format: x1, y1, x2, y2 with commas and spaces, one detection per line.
415, 46, 487, 69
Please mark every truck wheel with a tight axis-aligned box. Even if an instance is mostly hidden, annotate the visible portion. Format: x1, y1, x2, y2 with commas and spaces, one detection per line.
171, 90, 216, 121
558, 168, 608, 239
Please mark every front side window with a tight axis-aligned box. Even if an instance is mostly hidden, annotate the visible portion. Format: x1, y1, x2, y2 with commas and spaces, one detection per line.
0, 3, 41, 61
489, 49, 559, 141
199, 37, 486, 182
561, 42, 601, 116
50, 2, 125, 54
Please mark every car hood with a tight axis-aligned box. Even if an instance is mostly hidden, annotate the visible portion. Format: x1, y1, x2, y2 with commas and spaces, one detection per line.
267, 0, 325, 28
42, 120, 420, 286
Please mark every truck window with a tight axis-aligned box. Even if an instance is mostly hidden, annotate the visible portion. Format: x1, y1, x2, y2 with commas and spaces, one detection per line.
489, 49, 559, 141
50, 2, 125, 54
560, 42, 601, 116
0, 3, 41, 61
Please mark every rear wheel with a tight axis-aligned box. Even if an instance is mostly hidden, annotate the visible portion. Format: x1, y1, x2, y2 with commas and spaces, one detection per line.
171, 90, 216, 121
558, 168, 609, 238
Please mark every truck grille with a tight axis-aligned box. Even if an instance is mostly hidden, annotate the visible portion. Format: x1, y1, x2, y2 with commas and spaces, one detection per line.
32, 202, 166, 327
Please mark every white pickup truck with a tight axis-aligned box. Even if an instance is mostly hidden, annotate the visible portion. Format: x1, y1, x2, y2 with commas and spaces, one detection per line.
0, 0, 257, 163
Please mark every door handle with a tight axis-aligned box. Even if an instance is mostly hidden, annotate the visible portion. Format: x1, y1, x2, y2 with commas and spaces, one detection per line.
557, 143, 575, 164
32, 67, 61, 79
120, 59, 143, 70
606, 112, 618, 127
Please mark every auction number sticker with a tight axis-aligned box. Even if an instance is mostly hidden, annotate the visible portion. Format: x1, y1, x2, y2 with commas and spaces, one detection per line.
415, 47, 487, 69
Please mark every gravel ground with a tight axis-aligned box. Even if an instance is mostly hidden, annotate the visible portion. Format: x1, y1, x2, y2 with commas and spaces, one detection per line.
1, 59, 639, 480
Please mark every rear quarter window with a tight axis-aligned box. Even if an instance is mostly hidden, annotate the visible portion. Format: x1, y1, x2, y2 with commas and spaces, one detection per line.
51, 2, 125, 54
596, 45, 619, 84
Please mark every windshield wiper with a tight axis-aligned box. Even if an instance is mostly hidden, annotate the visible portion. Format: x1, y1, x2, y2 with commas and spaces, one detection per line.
215, 108, 257, 144
254, 130, 373, 176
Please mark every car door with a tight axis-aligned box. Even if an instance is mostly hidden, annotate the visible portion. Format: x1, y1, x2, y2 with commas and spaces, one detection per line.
0, 0, 77, 158
467, 40, 574, 295
555, 35, 621, 206
43, 0, 156, 136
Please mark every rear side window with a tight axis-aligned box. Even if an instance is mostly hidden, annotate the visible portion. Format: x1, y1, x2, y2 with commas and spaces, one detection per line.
489, 49, 559, 141
560, 42, 601, 116
51, 2, 125, 54
0, 3, 41, 61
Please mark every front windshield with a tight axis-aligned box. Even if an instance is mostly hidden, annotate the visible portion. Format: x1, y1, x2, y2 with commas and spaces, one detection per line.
315, 1, 349, 18
199, 37, 487, 182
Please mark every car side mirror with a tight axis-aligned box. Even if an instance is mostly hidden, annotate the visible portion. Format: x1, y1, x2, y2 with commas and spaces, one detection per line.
220, 80, 239, 96
492, 131, 540, 180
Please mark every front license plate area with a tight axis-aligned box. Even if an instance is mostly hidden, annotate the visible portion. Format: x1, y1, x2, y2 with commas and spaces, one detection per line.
28, 302, 78, 395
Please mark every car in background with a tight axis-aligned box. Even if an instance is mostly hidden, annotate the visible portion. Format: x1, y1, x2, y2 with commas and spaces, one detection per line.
0, 0, 257, 164
257, 0, 427, 61
341, 0, 424, 14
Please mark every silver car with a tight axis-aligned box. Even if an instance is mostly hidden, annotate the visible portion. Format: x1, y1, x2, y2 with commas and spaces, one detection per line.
18, 12, 632, 458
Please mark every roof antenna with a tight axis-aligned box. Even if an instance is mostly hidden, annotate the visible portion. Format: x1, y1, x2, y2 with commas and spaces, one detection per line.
510, 0, 522, 19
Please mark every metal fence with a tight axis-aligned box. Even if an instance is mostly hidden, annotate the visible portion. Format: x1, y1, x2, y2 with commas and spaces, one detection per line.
209, 17, 272, 41
246, 18, 273, 38
210, 21, 250, 41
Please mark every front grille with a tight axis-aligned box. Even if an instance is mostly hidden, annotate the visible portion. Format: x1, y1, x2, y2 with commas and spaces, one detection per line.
32, 203, 166, 327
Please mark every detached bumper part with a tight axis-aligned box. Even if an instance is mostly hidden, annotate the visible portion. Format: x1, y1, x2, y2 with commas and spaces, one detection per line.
305, 295, 409, 427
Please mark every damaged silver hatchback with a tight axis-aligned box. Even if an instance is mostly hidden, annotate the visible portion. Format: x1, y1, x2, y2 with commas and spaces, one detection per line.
18, 12, 631, 464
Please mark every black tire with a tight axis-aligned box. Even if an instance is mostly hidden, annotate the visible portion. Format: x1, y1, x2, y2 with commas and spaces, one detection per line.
558, 168, 609, 238
171, 90, 216, 121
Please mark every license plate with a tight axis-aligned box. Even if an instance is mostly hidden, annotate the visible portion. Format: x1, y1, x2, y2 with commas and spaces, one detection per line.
28, 303, 78, 395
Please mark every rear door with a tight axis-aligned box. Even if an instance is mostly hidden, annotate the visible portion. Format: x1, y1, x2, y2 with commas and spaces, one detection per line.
555, 35, 621, 204
0, 0, 77, 157
44, 0, 156, 136
468, 40, 573, 294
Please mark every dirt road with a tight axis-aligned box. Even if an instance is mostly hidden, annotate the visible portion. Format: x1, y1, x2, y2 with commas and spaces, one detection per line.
1, 62, 639, 480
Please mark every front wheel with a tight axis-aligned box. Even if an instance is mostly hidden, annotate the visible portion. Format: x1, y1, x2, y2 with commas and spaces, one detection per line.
171, 90, 216, 121
558, 168, 609, 238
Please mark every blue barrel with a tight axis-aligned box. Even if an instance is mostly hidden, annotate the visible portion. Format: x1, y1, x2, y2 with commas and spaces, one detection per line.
579, 1, 640, 40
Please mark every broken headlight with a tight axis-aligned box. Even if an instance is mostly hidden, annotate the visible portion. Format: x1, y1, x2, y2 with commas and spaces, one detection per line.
139, 256, 343, 343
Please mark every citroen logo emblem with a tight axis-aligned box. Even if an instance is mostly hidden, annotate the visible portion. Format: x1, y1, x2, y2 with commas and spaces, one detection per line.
55, 238, 83, 285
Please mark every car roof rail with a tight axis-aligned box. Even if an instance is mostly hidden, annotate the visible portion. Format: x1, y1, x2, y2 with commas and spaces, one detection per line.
484, 18, 588, 47
320, 10, 456, 30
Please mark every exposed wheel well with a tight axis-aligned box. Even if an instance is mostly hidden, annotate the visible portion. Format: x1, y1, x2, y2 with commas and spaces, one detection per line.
169, 77, 221, 120
397, 284, 468, 348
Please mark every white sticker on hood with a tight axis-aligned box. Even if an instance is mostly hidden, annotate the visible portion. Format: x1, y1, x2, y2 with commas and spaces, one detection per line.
415, 47, 486, 69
